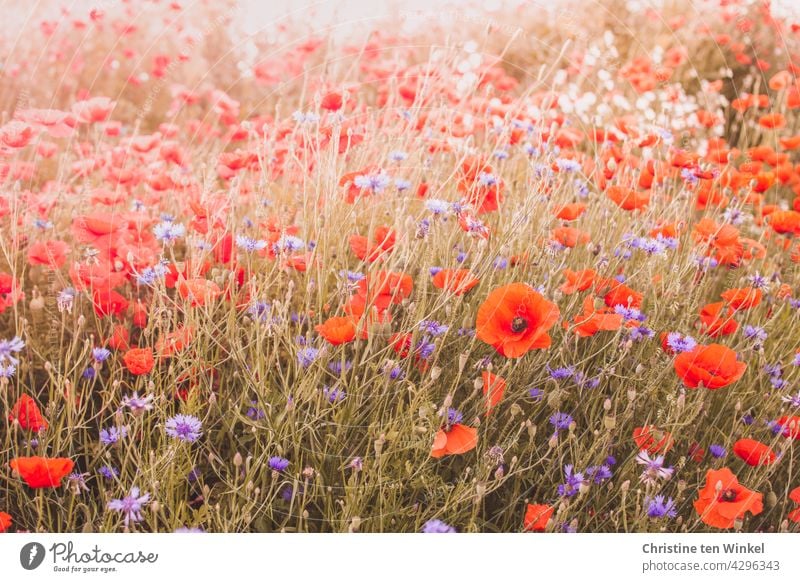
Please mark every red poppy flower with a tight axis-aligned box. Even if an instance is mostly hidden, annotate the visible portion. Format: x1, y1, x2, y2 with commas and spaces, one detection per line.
9, 457, 74, 489
482, 371, 506, 414
568, 295, 624, 337
776, 416, 800, 439
315, 316, 357, 345
523, 504, 553, 532
431, 424, 478, 458
476, 283, 560, 358
698, 302, 738, 337
27, 240, 70, 269
346, 270, 413, 316
732, 439, 777, 466
606, 185, 650, 210
633, 426, 675, 454
431, 269, 479, 295
122, 348, 155, 375
0, 511, 11, 532
177, 277, 221, 307
674, 344, 747, 389
601, 281, 643, 309
720, 287, 762, 311
788, 486, 800, 523
8, 394, 48, 432
560, 269, 596, 294
694, 467, 763, 529
349, 226, 396, 263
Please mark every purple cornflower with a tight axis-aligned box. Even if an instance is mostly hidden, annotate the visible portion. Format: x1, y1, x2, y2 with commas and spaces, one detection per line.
247, 401, 266, 420
557, 465, 585, 498
122, 392, 154, 414
107, 487, 151, 527
323, 385, 346, 403
708, 444, 727, 458
422, 519, 456, 533
388, 366, 405, 381
528, 387, 544, 401
646, 495, 677, 519
743, 325, 767, 344
748, 272, 768, 290
297, 346, 321, 368
781, 390, 800, 408
100, 425, 128, 445
327, 360, 352, 375
174, 526, 204, 533
635, 451, 674, 485
614, 305, 646, 322
269, 456, 290, 472
153, 220, 185, 243
165, 414, 203, 443
236, 235, 268, 252
419, 320, 449, 337
98, 465, 119, 480
415, 337, 436, 360
246, 300, 272, 323
354, 172, 391, 194
628, 325, 654, 341
586, 464, 613, 484
272, 235, 305, 254
549, 412, 574, 432
0, 336, 24, 365
548, 366, 575, 381
666, 332, 696, 353
445, 408, 464, 426
92, 347, 111, 363
425, 199, 451, 215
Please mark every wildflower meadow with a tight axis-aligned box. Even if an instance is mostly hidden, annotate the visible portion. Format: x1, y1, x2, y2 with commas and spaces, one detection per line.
2, 0, 800, 535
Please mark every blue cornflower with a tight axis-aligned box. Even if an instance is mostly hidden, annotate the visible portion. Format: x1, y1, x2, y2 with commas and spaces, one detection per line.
236, 235, 268, 252
426, 199, 451, 215
422, 519, 456, 533
353, 172, 391, 194
165, 414, 203, 443
646, 495, 677, 519
548, 366, 575, 381
419, 320, 449, 337
268, 456, 290, 472
743, 325, 767, 343
549, 412, 574, 431
708, 444, 727, 458
666, 332, 696, 353
415, 337, 437, 360
297, 347, 320, 368
528, 387, 544, 401
586, 464, 613, 484
557, 465, 585, 497
153, 220, 185, 243
107, 487, 151, 527
445, 408, 463, 426
98, 465, 119, 480
92, 347, 111, 363
323, 385, 346, 403
0, 336, 25, 365
100, 426, 128, 446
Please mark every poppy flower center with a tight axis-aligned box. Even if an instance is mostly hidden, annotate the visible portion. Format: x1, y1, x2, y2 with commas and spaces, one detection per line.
511, 316, 529, 333
720, 489, 738, 502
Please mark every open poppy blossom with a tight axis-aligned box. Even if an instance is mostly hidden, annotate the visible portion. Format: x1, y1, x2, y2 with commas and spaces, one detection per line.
9, 456, 74, 489
568, 295, 624, 337
523, 504, 553, 532
431, 409, 478, 458
633, 426, 675, 454
8, 394, 48, 432
693, 467, 763, 529
349, 226, 396, 263
698, 302, 738, 337
122, 348, 155, 375
431, 269, 479, 295
674, 344, 747, 389
732, 438, 777, 466
476, 283, 560, 358
315, 316, 357, 345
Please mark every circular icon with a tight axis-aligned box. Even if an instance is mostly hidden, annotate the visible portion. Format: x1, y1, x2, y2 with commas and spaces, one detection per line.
20, 542, 46, 570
